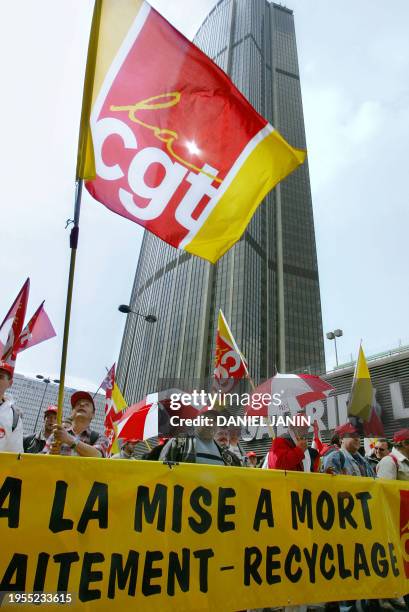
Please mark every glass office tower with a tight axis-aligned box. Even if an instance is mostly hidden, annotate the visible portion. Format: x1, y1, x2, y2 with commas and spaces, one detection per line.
117, 0, 325, 403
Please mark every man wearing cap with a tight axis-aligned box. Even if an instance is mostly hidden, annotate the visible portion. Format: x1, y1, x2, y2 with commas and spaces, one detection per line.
321, 423, 374, 612
245, 451, 258, 467
377, 429, 409, 481
0, 361, 23, 453
159, 410, 237, 466
44, 391, 108, 457
322, 423, 374, 477
111, 439, 138, 460
24, 405, 58, 454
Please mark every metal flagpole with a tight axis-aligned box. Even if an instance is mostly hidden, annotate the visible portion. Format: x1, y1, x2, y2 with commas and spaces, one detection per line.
56, 179, 83, 424
52, 2, 102, 451
33, 380, 50, 433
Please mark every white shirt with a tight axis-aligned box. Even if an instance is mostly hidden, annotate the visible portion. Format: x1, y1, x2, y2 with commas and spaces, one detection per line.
377, 447, 409, 481
0, 397, 23, 453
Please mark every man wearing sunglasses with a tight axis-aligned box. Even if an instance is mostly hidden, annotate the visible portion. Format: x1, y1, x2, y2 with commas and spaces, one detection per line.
367, 438, 391, 469
377, 429, 409, 481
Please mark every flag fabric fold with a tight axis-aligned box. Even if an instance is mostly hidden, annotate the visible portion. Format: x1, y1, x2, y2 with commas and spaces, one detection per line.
214, 309, 248, 382
311, 419, 324, 454
16, 301, 56, 353
79, 0, 306, 262
246, 373, 334, 417
101, 364, 127, 454
116, 388, 202, 441
347, 345, 373, 422
0, 278, 30, 369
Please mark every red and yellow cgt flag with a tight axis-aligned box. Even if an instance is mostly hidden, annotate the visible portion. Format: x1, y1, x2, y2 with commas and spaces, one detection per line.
214, 309, 248, 381
78, 1, 306, 263
101, 364, 127, 455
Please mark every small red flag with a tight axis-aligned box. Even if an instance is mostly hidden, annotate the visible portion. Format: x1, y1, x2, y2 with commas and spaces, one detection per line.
0, 278, 30, 369
16, 301, 56, 353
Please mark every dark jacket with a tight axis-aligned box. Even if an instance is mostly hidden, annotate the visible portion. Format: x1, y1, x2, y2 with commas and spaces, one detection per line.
23, 434, 46, 454
159, 436, 241, 466
142, 442, 167, 461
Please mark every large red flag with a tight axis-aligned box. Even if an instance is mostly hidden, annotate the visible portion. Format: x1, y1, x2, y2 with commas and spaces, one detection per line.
0, 278, 30, 368
15, 301, 56, 353
79, 1, 305, 262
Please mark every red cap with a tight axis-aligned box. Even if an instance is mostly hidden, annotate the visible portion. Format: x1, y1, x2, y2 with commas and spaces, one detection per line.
44, 405, 58, 415
0, 361, 14, 377
121, 438, 139, 446
246, 451, 257, 458
158, 437, 169, 445
393, 429, 409, 443
71, 391, 95, 409
335, 422, 359, 437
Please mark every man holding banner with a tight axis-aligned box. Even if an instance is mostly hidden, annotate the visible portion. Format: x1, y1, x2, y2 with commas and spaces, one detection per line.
43, 391, 108, 457
322, 423, 374, 478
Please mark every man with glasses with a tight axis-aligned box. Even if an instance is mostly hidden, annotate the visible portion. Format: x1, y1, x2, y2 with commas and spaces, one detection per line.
377, 429, 409, 481
367, 438, 391, 470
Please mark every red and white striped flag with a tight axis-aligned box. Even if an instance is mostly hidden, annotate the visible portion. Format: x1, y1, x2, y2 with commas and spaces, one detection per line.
247, 372, 334, 417
116, 393, 160, 441
116, 388, 201, 441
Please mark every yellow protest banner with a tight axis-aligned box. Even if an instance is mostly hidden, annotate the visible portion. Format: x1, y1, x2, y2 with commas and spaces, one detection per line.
1, 453, 409, 610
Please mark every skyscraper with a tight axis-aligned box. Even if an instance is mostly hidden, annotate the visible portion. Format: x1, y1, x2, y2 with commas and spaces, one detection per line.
117, 0, 325, 403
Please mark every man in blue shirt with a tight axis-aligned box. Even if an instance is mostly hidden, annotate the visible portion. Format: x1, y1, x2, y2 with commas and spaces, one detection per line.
322, 422, 374, 477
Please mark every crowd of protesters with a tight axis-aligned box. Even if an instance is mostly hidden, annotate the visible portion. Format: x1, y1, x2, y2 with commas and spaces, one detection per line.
1, 360, 409, 611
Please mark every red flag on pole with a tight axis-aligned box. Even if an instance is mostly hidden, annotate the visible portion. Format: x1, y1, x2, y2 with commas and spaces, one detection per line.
0, 278, 30, 370
101, 364, 127, 454
80, 1, 305, 262
15, 301, 56, 353
101, 363, 115, 394
312, 419, 324, 454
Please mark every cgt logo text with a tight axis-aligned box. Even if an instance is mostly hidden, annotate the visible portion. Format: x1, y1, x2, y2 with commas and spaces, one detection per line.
92, 113, 220, 240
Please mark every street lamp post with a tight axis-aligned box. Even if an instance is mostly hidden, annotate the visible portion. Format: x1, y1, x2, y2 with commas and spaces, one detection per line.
118, 304, 157, 398
33, 375, 60, 433
326, 329, 343, 368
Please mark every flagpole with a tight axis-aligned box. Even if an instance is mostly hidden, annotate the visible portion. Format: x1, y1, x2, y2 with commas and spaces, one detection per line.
52, 2, 102, 449
56, 179, 83, 427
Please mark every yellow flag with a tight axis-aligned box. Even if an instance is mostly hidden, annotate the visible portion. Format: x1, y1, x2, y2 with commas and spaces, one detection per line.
214, 309, 248, 380
108, 383, 127, 454
112, 382, 126, 413
348, 345, 373, 422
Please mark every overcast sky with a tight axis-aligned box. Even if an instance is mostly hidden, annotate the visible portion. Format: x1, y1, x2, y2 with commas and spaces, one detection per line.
1, 0, 408, 391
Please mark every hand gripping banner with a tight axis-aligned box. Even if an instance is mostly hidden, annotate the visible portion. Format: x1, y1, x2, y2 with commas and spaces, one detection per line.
79, 1, 306, 262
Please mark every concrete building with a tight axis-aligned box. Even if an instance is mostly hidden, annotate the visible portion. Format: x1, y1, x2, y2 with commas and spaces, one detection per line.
241, 345, 409, 458
8, 373, 106, 436
117, 1, 325, 403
